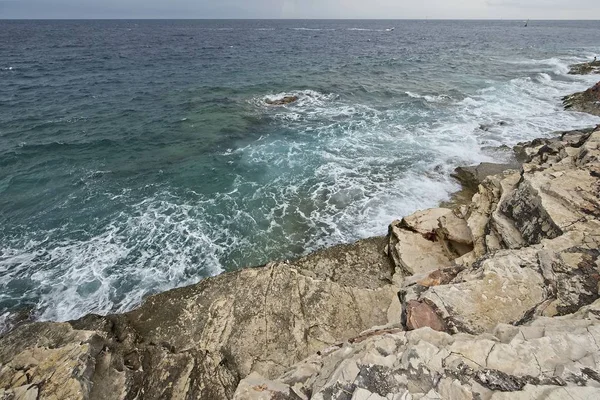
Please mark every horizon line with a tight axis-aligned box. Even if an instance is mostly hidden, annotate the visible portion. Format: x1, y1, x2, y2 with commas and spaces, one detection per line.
1, 18, 600, 21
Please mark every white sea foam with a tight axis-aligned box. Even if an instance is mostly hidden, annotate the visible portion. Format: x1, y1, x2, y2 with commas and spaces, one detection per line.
347, 28, 383, 32
405, 91, 453, 103
0, 192, 230, 322
248, 54, 600, 252
0, 312, 17, 335
3, 54, 600, 326
291, 28, 335, 31
507, 55, 592, 75
536, 73, 552, 83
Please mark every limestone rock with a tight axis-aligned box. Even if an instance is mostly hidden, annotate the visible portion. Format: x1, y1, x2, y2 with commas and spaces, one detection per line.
0, 238, 400, 399
404, 248, 547, 334
0, 323, 107, 400
293, 236, 393, 289
388, 224, 452, 278
398, 128, 600, 335
233, 372, 294, 400
235, 300, 600, 399
502, 131, 600, 243
451, 162, 518, 191
416, 266, 463, 288
399, 208, 451, 236
436, 211, 473, 257
463, 173, 506, 259
405, 300, 446, 332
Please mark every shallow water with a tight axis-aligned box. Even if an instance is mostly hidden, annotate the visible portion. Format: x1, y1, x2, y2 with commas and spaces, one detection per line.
1, 19, 600, 329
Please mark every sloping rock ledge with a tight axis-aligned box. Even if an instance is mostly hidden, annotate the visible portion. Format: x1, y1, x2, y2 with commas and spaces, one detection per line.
2, 95, 600, 399
563, 81, 600, 117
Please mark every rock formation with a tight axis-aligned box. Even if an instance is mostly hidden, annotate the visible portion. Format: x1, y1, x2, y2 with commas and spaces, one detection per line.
0, 237, 401, 399
2, 82, 600, 399
563, 81, 600, 117
235, 301, 600, 400
265, 95, 299, 106
569, 60, 600, 75
231, 125, 600, 400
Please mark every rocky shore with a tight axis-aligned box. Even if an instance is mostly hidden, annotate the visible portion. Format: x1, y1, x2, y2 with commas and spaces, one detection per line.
2, 72, 600, 400
569, 60, 600, 76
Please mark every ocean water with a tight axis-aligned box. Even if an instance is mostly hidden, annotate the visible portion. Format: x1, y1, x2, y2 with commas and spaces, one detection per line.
1, 19, 600, 331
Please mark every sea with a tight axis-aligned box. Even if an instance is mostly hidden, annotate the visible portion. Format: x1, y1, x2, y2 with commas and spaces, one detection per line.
1, 19, 600, 332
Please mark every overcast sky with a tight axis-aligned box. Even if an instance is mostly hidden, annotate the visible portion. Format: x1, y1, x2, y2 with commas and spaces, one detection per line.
1, 0, 599, 19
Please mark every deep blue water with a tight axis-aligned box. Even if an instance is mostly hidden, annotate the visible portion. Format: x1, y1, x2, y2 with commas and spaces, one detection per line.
1, 19, 599, 328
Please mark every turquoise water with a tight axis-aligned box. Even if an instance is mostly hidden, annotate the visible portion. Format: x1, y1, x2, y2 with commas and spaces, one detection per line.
1, 20, 600, 328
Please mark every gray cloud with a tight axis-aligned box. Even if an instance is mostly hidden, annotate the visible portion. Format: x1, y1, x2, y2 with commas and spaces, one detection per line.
1, 0, 599, 19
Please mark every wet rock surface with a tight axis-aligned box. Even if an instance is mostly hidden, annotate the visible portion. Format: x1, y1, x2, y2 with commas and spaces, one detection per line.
265, 95, 299, 105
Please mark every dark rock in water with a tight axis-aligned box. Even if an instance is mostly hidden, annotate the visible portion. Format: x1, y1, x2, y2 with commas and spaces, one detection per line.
451, 162, 519, 191
265, 95, 298, 106
563, 81, 600, 116
478, 121, 508, 132
568, 60, 600, 75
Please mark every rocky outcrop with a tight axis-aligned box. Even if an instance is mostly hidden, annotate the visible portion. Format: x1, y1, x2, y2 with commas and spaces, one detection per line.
399, 128, 600, 335
451, 162, 519, 192
265, 95, 299, 106
233, 127, 600, 399
0, 238, 400, 399
569, 60, 600, 75
563, 81, 600, 116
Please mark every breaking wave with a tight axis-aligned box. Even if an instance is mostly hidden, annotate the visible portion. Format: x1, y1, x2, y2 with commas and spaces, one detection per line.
2, 19, 599, 331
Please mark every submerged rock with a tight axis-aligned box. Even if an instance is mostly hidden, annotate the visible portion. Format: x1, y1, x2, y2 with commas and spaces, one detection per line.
478, 120, 508, 132
265, 95, 299, 106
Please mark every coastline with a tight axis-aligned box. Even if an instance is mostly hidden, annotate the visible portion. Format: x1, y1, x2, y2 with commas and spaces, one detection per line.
1, 62, 600, 399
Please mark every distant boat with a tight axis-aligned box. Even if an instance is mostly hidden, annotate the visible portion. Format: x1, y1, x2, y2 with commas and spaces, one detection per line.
524, 20, 529, 27
386, 27, 395, 32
